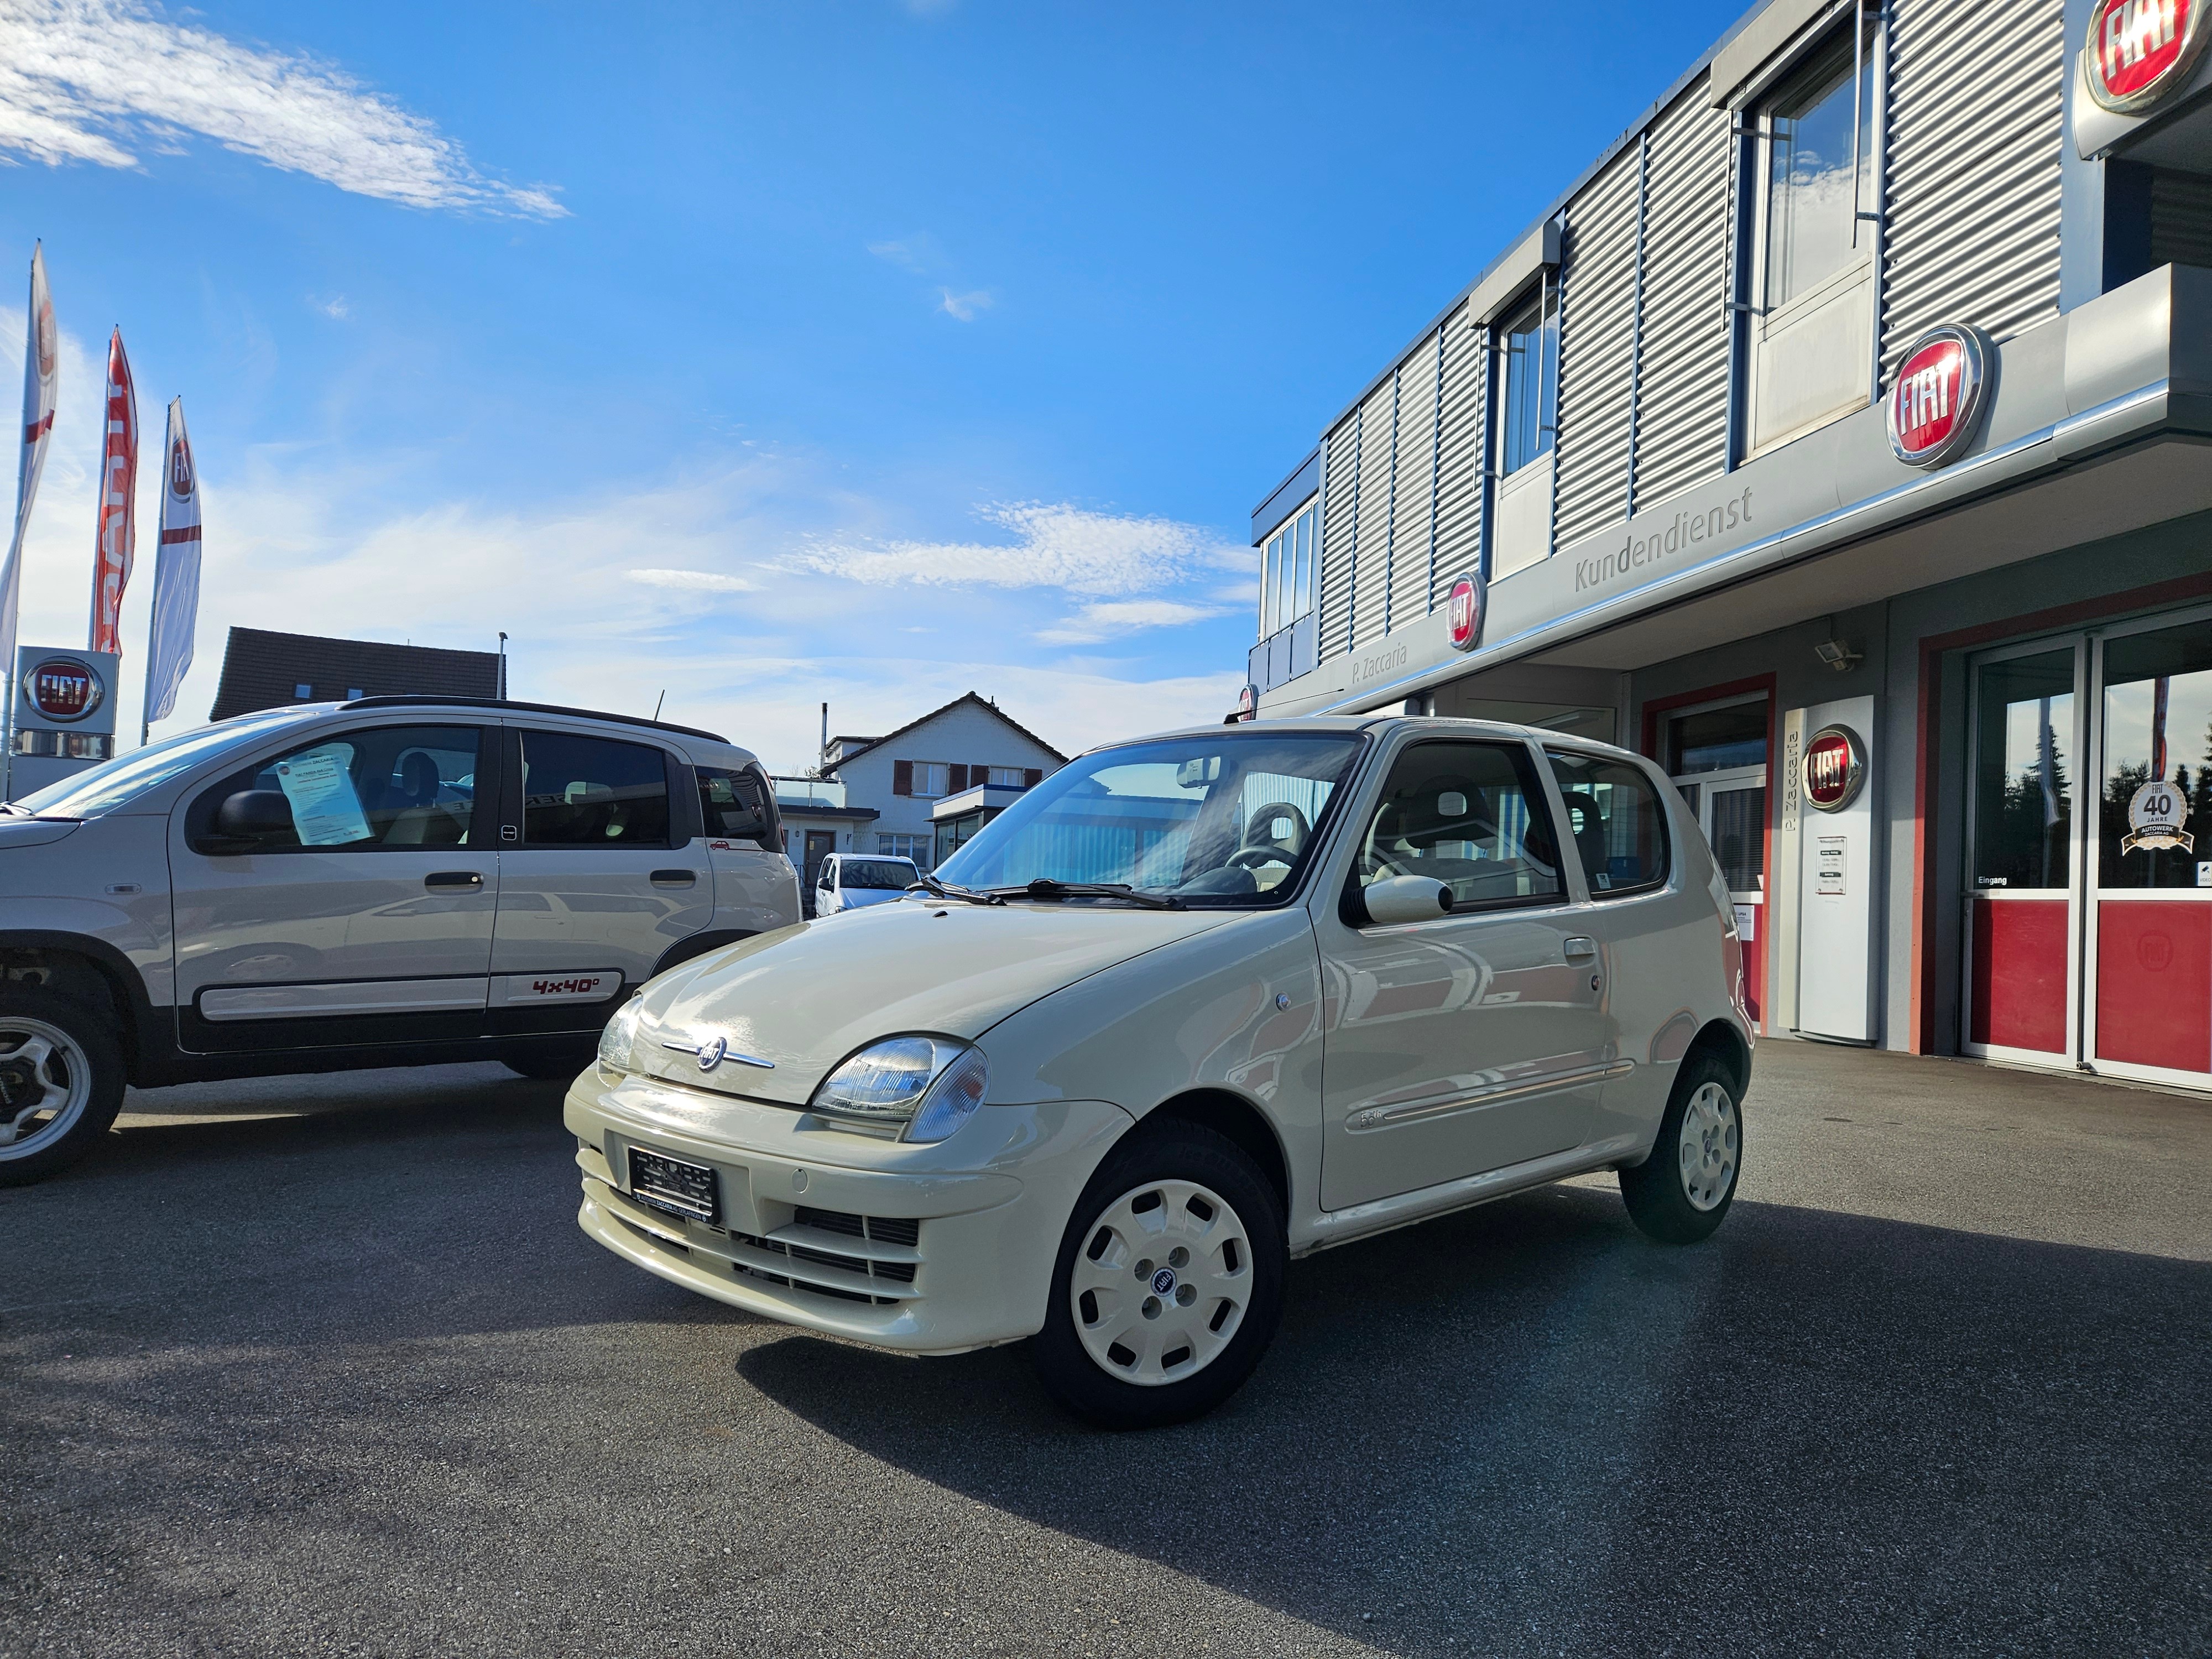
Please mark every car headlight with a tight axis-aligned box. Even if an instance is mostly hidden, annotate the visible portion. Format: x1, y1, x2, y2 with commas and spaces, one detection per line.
598, 993, 645, 1077
809, 1036, 989, 1144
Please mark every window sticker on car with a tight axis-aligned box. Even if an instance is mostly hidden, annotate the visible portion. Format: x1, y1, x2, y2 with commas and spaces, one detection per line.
273, 745, 371, 846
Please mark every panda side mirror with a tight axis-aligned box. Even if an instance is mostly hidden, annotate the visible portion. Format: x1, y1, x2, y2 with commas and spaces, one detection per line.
1347, 874, 1453, 927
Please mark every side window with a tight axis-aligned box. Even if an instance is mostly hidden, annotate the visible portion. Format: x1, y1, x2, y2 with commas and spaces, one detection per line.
192, 725, 482, 852
697, 764, 771, 843
1546, 750, 1672, 898
1348, 741, 1564, 912
519, 732, 671, 848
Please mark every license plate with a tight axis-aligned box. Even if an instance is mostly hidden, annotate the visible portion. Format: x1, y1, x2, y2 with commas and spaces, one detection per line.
627, 1146, 719, 1224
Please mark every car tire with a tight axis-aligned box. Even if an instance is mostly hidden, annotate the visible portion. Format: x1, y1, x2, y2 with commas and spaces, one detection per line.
1031, 1121, 1286, 1430
503, 1048, 592, 1082
0, 985, 128, 1187
1619, 1051, 1743, 1245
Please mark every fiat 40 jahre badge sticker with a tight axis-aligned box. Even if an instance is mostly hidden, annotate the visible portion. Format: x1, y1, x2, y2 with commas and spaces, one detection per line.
2122, 779, 2193, 855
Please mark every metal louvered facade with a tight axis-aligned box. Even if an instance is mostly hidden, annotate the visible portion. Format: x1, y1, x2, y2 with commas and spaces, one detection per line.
1389, 331, 1442, 628
1552, 147, 1642, 549
1879, 0, 2067, 379
1351, 387, 1397, 647
1319, 415, 1359, 655
1632, 77, 1732, 514
1433, 302, 1485, 591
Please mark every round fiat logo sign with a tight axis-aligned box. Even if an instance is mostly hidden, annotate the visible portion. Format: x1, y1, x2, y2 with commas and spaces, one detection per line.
1232, 683, 1259, 723
2085, 0, 2208, 113
28, 657, 103, 723
1803, 726, 1865, 813
1446, 572, 1484, 652
1888, 326, 1989, 468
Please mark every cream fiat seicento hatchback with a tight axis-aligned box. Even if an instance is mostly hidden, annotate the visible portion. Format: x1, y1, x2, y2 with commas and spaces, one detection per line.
568, 717, 1750, 1427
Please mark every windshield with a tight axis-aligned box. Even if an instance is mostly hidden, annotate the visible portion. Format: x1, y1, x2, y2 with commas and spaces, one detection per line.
839, 857, 916, 890
13, 711, 311, 819
936, 731, 1365, 905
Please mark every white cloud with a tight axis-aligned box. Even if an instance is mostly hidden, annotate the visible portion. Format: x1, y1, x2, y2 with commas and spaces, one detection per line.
627, 567, 759, 593
865, 235, 938, 275
794, 502, 1239, 598
937, 286, 993, 321
0, 0, 566, 217
314, 294, 349, 320
1036, 599, 1229, 646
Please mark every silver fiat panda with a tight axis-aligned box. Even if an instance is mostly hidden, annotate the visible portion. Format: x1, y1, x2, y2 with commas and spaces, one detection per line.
0, 696, 800, 1185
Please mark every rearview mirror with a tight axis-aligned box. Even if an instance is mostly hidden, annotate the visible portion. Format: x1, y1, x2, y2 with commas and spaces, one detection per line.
216, 789, 295, 840
1355, 875, 1453, 927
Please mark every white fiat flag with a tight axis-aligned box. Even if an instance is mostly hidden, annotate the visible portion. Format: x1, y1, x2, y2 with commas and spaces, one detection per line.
142, 397, 200, 735
88, 326, 138, 656
2, 242, 58, 709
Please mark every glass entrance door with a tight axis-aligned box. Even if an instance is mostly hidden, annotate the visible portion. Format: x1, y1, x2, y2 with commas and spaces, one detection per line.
2084, 612, 2212, 1083
1963, 607, 2212, 1084
1963, 643, 2081, 1062
1666, 696, 1770, 1027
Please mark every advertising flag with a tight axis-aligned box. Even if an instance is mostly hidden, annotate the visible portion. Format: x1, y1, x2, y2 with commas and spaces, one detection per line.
88, 327, 138, 656
142, 398, 200, 734
2, 242, 58, 709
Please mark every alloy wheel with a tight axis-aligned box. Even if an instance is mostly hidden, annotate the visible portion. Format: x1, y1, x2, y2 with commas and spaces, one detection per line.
0, 1016, 93, 1161
1070, 1178, 1251, 1387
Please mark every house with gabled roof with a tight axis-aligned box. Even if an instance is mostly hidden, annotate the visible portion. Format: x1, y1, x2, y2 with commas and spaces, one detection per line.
781, 692, 1067, 895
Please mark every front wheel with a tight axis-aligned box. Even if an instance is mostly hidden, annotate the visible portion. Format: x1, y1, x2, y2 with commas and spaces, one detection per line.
1031, 1123, 1286, 1430
1619, 1052, 1743, 1244
0, 987, 128, 1186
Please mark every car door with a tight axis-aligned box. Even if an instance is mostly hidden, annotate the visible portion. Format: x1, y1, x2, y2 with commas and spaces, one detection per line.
487, 726, 711, 1030
169, 721, 498, 1053
1317, 736, 1618, 1211
817, 855, 841, 915
695, 761, 800, 933
1542, 745, 1682, 1133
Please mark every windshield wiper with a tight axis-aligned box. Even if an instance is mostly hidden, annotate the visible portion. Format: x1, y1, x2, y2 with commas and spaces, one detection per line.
905, 873, 1005, 907
1005, 878, 1186, 911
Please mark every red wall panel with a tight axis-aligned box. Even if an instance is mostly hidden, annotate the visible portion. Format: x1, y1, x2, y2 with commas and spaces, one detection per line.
1969, 899, 2068, 1053
2095, 902, 2212, 1074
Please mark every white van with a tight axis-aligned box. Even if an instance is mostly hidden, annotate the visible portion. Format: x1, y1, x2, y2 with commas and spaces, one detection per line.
0, 696, 800, 1185
814, 854, 921, 916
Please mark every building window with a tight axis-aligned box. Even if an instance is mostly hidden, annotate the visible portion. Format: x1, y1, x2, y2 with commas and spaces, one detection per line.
910, 762, 951, 798
986, 766, 1027, 787
1258, 498, 1319, 640
1498, 285, 1558, 477
877, 832, 931, 867
1746, 23, 1877, 455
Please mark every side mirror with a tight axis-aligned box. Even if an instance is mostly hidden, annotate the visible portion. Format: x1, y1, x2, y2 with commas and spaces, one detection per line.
215, 789, 295, 841
1354, 874, 1453, 927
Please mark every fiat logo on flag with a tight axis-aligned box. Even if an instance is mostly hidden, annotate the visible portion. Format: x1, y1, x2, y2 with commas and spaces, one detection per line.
1803, 726, 1865, 813
1887, 326, 1989, 469
28, 657, 103, 724
170, 439, 194, 497
1446, 572, 1484, 652
2085, 0, 2206, 113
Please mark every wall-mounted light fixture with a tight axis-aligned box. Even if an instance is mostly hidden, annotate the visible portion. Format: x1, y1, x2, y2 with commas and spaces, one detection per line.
1814, 639, 1863, 673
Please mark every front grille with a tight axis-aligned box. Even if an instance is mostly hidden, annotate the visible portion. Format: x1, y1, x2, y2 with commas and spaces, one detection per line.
728, 1210, 925, 1304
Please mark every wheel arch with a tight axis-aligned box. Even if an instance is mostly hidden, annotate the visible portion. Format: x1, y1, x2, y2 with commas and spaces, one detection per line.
1129, 1087, 1292, 1227
650, 928, 759, 982
1686, 1018, 1752, 1101
0, 930, 156, 1081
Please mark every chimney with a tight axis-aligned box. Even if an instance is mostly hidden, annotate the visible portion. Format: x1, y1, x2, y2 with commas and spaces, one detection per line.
820, 702, 829, 758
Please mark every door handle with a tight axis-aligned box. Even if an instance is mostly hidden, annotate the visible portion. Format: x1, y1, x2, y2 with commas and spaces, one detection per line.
425, 870, 484, 890
1563, 935, 1598, 959
650, 868, 698, 885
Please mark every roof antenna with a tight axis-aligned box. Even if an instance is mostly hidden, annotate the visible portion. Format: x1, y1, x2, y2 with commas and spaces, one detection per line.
653, 689, 666, 721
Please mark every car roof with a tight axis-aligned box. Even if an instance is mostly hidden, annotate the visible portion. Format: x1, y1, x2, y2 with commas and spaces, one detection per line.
1088, 714, 1647, 764
226, 696, 763, 769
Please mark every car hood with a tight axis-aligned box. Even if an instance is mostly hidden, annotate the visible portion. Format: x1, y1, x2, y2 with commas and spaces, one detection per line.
0, 817, 81, 849
634, 899, 1242, 1105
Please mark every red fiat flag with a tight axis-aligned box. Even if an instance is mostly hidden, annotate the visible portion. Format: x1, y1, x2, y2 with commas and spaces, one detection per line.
87, 326, 138, 656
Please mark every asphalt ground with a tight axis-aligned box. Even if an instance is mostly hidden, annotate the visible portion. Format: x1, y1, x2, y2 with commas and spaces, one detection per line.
2, 1041, 2208, 1658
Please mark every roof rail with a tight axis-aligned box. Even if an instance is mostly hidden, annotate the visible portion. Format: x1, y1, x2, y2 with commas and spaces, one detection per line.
337, 695, 729, 744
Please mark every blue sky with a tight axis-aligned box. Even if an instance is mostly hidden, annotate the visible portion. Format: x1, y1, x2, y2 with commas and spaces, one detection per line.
0, 0, 1744, 770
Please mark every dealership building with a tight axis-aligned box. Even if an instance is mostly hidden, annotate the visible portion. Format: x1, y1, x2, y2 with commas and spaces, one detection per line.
1242, 0, 2212, 1087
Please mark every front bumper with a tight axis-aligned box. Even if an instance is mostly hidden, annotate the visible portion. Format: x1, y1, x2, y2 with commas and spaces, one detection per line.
565, 1068, 1133, 1355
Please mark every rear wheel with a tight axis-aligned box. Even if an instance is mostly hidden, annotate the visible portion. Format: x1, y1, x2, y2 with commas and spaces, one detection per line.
1619, 1052, 1742, 1244
1032, 1123, 1285, 1430
0, 987, 127, 1186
